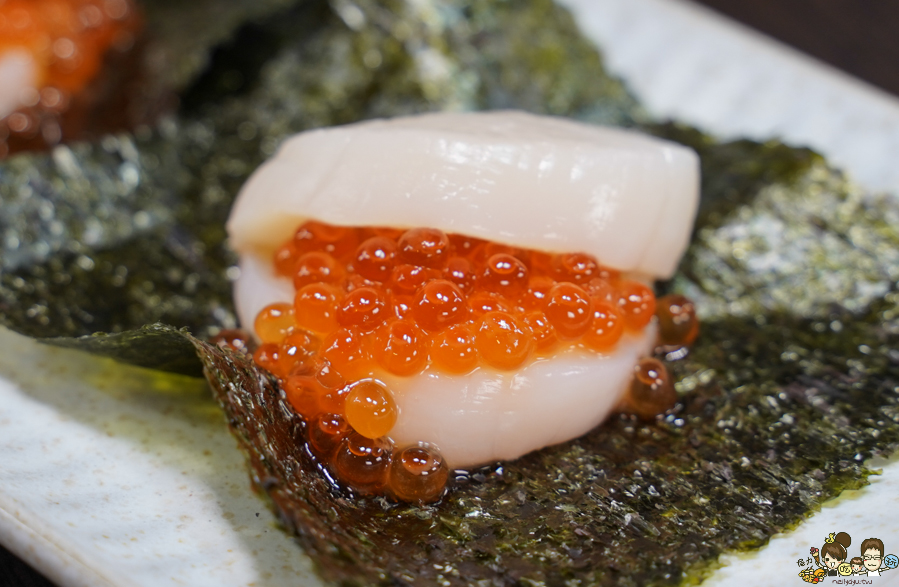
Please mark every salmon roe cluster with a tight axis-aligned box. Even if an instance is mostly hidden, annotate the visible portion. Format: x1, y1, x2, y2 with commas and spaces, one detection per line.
248, 221, 699, 502
0, 0, 141, 156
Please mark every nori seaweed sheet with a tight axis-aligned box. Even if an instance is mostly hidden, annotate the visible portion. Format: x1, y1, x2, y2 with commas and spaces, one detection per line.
193, 301, 898, 586
1, 0, 899, 585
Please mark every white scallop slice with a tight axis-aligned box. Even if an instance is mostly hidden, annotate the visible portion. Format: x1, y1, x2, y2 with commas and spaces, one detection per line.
0, 49, 39, 121
381, 330, 655, 468
228, 111, 700, 469
228, 110, 700, 279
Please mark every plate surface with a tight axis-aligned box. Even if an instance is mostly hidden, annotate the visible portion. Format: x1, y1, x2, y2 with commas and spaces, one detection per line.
2, 0, 899, 586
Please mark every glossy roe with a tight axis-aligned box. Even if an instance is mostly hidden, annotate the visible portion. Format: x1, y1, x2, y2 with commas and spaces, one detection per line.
250, 220, 698, 503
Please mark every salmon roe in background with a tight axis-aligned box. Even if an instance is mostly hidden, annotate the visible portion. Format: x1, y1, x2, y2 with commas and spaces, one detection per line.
253, 221, 700, 502
0, 0, 141, 156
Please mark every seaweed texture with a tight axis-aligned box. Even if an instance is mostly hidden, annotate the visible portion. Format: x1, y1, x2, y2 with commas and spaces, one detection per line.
142, 0, 308, 91
1, 0, 899, 585
193, 304, 899, 586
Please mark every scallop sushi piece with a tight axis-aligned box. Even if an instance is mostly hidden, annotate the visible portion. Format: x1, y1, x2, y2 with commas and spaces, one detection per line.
226, 111, 700, 501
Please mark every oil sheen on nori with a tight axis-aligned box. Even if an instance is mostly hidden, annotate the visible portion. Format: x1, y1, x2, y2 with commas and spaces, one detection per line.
1, 0, 898, 585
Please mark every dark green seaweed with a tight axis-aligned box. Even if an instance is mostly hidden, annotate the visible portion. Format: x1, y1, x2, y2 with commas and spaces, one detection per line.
1, 0, 898, 585
47, 323, 203, 377
193, 302, 898, 586
142, 0, 308, 91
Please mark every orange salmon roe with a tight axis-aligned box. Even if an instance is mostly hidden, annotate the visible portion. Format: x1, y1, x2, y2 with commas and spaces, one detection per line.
523, 310, 559, 353
0, 0, 141, 156
284, 374, 324, 418
430, 323, 478, 373
321, 328, 371, 380
256, 219, 681, 387
656, 293, 699, 346
617, 280, 656, 331
623, 358, 677, 421
293, 221, 359, 261
254, 302, 295, 344
308, 412, 350, 459
582, 302, 624, 352
481, 253, 528, 298
475, 311, 533, 370
252, 221, 699, 502
412, 280, 469, 332
332, 432, 392, 493
443, 256, 476, 293
373, 319, 428, 376
388, 443, 450, 504
337, 286, 389, 331
354, 236, 397, 281
209, 329, 251, 355
554, 252, 600, 284
278, 330, 320, 375
293, 252, 344, 289
253, 343, 283, 378
521, 275, 554, 311
467, 290, 513, 317
344, 380, 398, 439
545, 282, 593, 339
294, 283, 341, 334
397, 228, 450, 268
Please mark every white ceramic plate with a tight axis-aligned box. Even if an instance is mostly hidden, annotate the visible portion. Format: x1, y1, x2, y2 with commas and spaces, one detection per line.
2, 1, 899, 586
